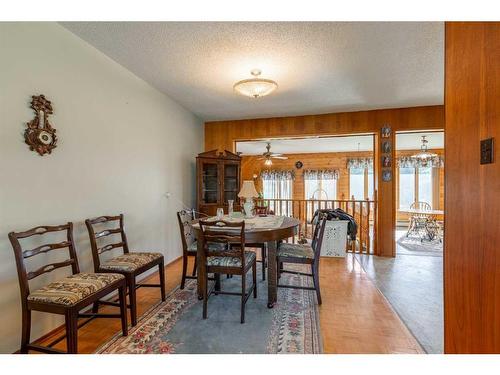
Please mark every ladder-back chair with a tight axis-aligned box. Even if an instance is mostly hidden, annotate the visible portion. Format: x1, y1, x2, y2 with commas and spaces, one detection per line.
85, 214, 165, 326
9, 222, 128, 354
199, 219, 257, 323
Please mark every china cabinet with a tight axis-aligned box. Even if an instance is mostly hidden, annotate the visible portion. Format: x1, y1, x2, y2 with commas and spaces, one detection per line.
196, 150, 241, 216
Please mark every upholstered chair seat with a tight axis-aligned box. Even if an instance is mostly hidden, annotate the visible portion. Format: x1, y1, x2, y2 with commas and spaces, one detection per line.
207, 251, 256, 268
100, 252, 163, 272
277, 243, 314, 259
28, 272, 124, 306
188, 241, 227, 253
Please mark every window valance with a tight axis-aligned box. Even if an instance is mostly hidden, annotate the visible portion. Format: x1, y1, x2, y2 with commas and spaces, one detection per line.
347, 158, 373, 169
260, 169, 295, 181
303, 169, 339, 180
397, 156, 444, 168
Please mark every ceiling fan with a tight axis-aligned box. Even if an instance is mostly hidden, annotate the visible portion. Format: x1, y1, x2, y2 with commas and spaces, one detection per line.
257, 143, 288, 166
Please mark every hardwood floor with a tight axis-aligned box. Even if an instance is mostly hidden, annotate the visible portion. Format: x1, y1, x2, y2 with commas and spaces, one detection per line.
36, 254, 423, 354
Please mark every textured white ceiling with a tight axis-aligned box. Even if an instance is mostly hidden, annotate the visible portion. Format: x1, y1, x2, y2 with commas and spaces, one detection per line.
61, 22, 444, 121
236, 131, 444, 155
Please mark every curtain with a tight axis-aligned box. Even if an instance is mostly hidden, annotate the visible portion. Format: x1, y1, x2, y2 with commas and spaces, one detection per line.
397, 156, 444, 168
347, 158, 373, 169
260, 170, 294, 215
303, 169, 339, 180
260, 170, 295, 181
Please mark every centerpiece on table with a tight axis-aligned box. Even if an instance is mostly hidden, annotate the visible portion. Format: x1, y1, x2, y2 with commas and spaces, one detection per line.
238, 180, 259, 218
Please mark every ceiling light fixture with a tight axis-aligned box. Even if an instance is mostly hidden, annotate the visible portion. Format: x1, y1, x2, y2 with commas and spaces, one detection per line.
411, 135, 438, 165
233, 69, 278, 98
258, 142, 287, 166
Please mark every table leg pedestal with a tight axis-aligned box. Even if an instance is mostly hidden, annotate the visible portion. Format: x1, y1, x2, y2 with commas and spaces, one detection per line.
267, 240, 277, 308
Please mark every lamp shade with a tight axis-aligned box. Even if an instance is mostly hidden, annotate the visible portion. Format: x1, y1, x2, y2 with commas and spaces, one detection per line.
238, 180, 259, 199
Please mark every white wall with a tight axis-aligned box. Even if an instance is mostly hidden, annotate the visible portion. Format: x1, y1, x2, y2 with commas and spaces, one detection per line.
0, 22, 203, 353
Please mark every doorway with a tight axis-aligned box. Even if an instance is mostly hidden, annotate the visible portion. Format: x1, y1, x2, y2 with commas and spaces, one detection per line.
356, 130, 445, 353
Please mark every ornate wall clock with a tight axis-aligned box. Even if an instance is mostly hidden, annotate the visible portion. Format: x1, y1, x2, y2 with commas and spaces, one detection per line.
24, 94, 57, 156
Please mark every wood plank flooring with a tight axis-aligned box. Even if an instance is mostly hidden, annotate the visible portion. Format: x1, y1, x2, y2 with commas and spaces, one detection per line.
37, 254, 423, 354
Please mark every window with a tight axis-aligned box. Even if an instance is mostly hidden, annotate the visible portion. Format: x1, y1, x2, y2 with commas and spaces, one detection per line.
261, 170, 294, 215
418, 167, 433, 207
399, 167, 415, 209
349, 168, 365, 200
348, 165, 374, 200
398, 166, 434, 209
367, 168, 374, 200
304, 178, 337, 200
262, 178, 293, 200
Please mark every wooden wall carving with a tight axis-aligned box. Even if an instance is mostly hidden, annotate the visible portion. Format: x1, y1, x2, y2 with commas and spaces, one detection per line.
24, 94, 57, 156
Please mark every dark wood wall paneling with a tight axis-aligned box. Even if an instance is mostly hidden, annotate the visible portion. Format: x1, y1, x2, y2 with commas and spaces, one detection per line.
444, 22, 500, 353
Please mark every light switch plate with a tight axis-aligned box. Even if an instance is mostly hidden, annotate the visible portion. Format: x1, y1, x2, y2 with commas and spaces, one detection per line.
480, 138, 494, 164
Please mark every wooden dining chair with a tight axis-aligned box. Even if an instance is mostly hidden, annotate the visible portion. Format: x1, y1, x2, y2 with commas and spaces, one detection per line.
177, 209, 229, 289
199, 219, 257, 323
276, 215, 327, 304
9, 222, 128, 354
246, 204, 274, 281
85, 214, 165, 326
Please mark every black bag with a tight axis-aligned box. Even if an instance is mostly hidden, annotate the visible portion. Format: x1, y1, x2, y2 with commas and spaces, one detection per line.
312, 208, 358, 240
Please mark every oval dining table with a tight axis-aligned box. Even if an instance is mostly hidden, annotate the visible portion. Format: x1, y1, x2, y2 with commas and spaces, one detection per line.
192, 216, 301, 308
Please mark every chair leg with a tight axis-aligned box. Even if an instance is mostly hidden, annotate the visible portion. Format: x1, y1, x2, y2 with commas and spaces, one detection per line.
192, 256, 197, 277
20, 308, 31, 354
312, 263, 322, 305
214, 273, 221, 294
181, 255, 188, 289
118, 285, 128, 336
159, 261, 166, 301
277, 258, 281, 279
129, 276, 138, 326
252, 262, 257, 298
202, 268, 208, 319
91, 301, 99, 314
241, 269, 246, 324
261, 245, 266, 281
65, 311, 78, 354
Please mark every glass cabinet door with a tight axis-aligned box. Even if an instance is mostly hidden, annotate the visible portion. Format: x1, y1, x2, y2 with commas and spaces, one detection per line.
201, 162, 219, 204
223, 163, 239, 204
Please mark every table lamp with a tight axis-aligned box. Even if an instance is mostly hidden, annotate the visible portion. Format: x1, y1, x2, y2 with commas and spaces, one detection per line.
238, 180, 259, 218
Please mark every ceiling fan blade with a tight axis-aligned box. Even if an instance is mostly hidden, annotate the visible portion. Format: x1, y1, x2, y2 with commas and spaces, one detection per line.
270, 153, 283, 156
272, 156, 288, 159
257, 157, 265, 160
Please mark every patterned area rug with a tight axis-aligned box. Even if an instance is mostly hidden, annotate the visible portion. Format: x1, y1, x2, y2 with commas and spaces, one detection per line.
96, 264, 322, 354
397, 235, 443, 257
